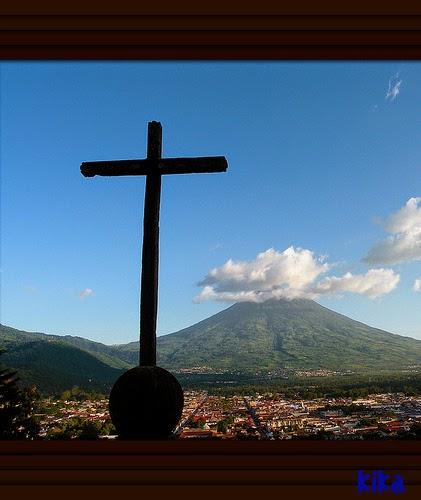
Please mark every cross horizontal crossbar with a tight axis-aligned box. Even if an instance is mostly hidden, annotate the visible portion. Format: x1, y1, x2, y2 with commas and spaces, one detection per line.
80, 156, 228, 177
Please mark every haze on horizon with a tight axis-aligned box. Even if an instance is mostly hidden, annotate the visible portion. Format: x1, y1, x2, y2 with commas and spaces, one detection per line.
2, 62, 421, 344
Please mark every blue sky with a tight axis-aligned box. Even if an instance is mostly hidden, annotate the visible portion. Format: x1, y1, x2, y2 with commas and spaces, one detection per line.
2, 62, 421, 344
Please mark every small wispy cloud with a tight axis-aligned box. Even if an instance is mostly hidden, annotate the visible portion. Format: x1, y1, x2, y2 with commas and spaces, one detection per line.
414, 279, 421, 292
79, 288, 94, 298
385, 73, 402, 101
210, 242, 223, 251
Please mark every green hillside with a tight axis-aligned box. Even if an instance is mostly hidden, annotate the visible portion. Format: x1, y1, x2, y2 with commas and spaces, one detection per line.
2, 298, 421, 392
0, 340, 123, 394
0, 324, 131, 370
109, 341, 139, 365
155, 299, 421, 371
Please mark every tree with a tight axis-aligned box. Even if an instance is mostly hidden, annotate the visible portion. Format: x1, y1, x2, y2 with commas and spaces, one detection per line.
357, 417, 378, 428
59, 386, 105, 401
46, 417, 116, 440
186, 415, 206, 429
0, 350, 40, 439
217, 420, 228, 434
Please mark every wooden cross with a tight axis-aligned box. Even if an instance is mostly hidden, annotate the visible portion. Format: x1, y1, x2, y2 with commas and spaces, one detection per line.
81, 121, 228, 367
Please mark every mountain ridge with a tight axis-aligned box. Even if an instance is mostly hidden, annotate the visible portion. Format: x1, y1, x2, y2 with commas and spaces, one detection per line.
2, 298, 421, 391
155, 299, 421, 371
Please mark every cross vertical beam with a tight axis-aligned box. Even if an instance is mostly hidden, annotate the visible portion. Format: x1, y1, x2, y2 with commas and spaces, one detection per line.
81, 121, 228, 371
139, 121, 162, 366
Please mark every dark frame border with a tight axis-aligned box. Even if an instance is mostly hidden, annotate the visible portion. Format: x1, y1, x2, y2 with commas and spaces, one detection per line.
1, 440, 421, 498
3, 1, 421, 59
2, 2, 421, 498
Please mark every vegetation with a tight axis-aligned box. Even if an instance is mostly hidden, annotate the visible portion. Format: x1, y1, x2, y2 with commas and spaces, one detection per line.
186, 415, 206, 429
0, 335, 123, 394
217, 416, 234, 434
3, 297, 421, 395
0, 324, 131, 369
45, 417, 115, 440
0, 349, 40, 439
356, 417, 378, 428
58, 386, 107, 401
157, 298, 421, 372
323, 404, 367, 415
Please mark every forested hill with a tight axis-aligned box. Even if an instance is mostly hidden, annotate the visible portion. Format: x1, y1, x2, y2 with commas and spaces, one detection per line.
2, 298, 421, 392
156, 299, 421, 372
0, 324, 126, 393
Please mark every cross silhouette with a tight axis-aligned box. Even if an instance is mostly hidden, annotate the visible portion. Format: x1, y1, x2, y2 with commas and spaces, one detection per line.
81, 121, 228, 438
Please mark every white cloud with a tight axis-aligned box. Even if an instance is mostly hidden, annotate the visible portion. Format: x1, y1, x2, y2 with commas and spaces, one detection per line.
195, 247, 399, 303
414, 279, 421, 292
385, 73, 402, 101
198, 247, 330, 291
311, 269, 400, 299
364, 197, 421, 265
79, 288, 94, 298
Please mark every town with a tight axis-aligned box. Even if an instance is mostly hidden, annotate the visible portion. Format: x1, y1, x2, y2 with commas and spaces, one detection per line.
36, 390, 421, 440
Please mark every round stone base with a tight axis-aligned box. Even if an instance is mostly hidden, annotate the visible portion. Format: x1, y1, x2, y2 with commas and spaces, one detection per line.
109, 366, 184, 439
